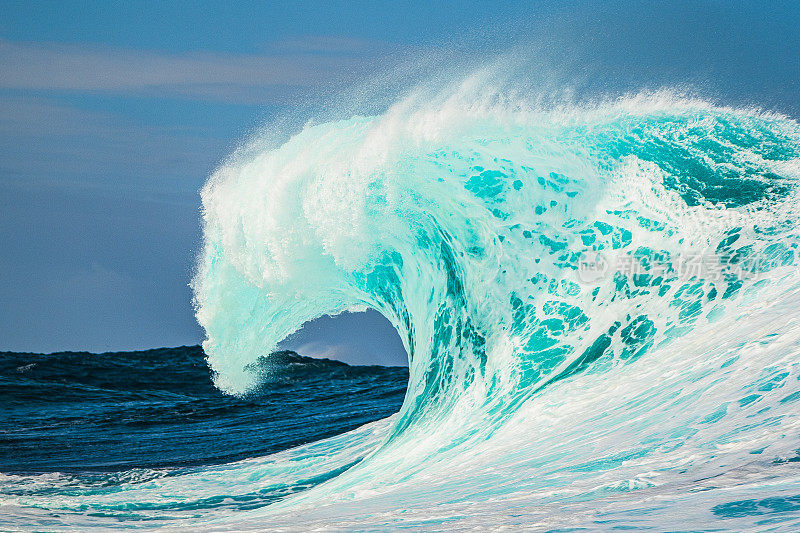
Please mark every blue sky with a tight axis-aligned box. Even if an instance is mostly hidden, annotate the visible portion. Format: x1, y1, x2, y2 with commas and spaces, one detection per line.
1, 1, 798, 365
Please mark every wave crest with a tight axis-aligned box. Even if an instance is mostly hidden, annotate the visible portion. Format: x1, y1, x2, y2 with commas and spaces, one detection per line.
194, 87, 800, 453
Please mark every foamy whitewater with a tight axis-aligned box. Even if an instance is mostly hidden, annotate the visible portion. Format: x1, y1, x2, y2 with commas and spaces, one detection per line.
6, 76, 800, 530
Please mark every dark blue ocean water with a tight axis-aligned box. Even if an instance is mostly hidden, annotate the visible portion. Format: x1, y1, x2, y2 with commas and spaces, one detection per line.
0, 347, 407, 473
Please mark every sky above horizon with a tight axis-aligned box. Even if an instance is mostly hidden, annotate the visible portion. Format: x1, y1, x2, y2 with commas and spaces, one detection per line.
1, 1, 799, 365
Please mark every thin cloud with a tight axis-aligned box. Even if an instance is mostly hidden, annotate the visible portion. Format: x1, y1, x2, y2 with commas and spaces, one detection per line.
264, 35, 397, 55
0, 38, 398, 103
0, 94, 222, 194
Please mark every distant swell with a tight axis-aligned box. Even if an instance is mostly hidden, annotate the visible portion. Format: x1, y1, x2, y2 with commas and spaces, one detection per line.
0, 347, 406, 472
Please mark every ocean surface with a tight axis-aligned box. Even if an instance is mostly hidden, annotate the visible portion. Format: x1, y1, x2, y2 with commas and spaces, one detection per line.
0, 347, 407, 527
0, 346, 407, 473
5, 81, 800, 530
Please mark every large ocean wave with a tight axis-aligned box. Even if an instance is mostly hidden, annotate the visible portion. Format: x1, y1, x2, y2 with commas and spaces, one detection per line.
5, 75, 800, 529
192, 81, 800, 529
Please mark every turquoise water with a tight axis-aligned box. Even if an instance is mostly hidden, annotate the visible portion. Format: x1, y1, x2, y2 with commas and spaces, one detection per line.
6, 82, 800, 530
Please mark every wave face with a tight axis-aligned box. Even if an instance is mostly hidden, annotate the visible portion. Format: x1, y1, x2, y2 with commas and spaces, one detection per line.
192, 87, 800, 529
